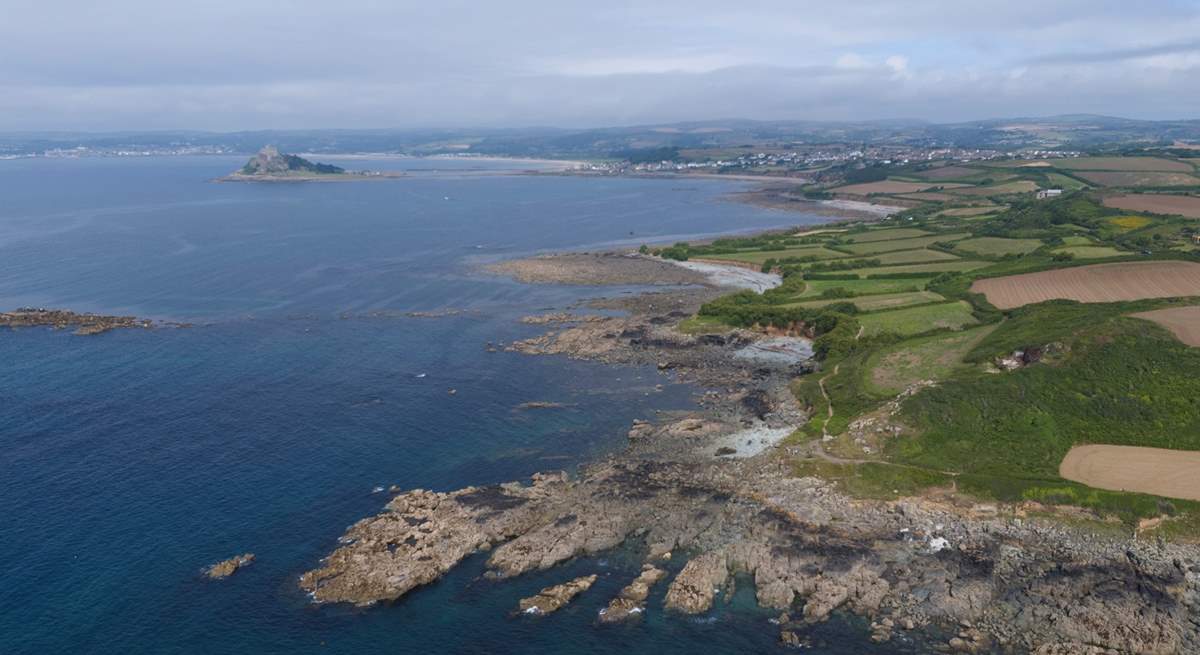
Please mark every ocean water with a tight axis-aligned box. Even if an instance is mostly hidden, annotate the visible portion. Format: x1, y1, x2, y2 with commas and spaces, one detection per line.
0, 156, 914, 654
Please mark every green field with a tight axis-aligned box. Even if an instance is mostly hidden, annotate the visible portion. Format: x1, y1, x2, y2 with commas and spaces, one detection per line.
792, 277, 930, 298
840, 233, 970, 254
789, 290, 945, 312
1060, 235, 1096, 246
1052, 246, 1127, 259
850, 260, 990, 278
864, 324, 997, 395
1046, 172, 1090, 191
704, 246, 845, 265
953, 236, 1043, 256
856, 301, 979, 337
836, 249, 960, 267
845, 228, 933, 242
936, 206, 1005, 217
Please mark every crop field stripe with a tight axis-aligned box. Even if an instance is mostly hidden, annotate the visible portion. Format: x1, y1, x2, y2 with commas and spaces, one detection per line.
840, 233, 970, 255
1131, 306, 1200, 346
1060, 445, 1200, 502
971, 261, 1200, 309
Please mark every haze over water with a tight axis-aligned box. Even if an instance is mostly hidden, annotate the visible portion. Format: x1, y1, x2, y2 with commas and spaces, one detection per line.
0, 156, 910, 654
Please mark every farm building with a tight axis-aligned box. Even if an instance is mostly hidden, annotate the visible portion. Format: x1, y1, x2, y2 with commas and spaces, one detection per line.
1036, 189, 1063, 199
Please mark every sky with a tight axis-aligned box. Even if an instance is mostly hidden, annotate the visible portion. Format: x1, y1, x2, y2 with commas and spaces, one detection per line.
2, 0, 1199, 131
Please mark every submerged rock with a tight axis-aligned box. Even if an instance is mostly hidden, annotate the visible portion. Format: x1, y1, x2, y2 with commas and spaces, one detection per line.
517, 574, 598, 615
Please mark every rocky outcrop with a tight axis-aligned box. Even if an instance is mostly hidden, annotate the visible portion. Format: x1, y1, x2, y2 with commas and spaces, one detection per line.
0, 308, 154, 335
664, 550, 729, 614
517, 575, 598, 615
598, 565, 667, 623
206, 553, 254, 579
301, 458, 1200, 652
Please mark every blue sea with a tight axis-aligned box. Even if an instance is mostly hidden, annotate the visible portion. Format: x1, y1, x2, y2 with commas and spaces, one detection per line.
0, 156, 915, 654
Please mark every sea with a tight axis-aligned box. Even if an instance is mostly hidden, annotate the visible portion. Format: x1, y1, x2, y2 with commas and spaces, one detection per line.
0, 156, 918, 654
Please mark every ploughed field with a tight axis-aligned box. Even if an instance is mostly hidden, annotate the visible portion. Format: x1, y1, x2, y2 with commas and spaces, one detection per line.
971, 261, 1200, 309
1133, 306, 1200, 346
1060, 445, 1200, 502
1103, 193, 1200, 218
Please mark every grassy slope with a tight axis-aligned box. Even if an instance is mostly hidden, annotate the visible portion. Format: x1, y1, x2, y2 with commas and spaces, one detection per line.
857, 301, 978, 337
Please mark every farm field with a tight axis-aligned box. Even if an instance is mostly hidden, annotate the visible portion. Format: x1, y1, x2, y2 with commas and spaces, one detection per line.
851, 260, 989, 277
1046, 173, 1089, 190
1053, 156, 1194, 172
1059, 445, 1200, 502
953, 236, 1043, 256
839, 233, 969, 255
864, 324, 996, 396
947, 180, 1040, 196
1102, 193, 1200, 218
833, 180, 968, 195
1052, 246, 1126, 259
1132, 306, 1200, 346
971, 261, 1200, 309
912, 165, 981, 180
893, 192, 959, 202
789, 290, 944, 312
847, 228, 933, 242
1076, 171, 1200, 187
837, 249, 961, 267
936, 206, 1003, 217
704, 246, 845, 265
792, 277, 930, 298
856, 300, 978, 337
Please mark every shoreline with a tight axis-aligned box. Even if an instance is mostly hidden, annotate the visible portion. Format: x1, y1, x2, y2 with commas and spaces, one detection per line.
300, 250, 1200, 653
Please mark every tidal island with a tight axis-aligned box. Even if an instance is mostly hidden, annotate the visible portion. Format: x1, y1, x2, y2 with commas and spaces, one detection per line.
217, 146, 403, 182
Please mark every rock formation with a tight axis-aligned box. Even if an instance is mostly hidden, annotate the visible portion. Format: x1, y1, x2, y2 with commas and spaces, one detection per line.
517, 575, 598, 615
206, 553, 255, 579
598, 565, 667, 623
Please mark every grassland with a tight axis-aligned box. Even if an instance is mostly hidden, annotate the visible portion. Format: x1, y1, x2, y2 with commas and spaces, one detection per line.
1052, 245, 1126, 259
850, 260, 990, 277
791, 277, 930, 298
864, 324, 996, 395
846, 227, 932, 242
839, 233, 970, 255
789, 290, 945, 312
856, 301, 978, 337
703, 246, 845, 265
953, 236, 1043, 257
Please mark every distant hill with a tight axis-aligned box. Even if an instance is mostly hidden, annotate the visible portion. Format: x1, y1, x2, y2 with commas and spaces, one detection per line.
238, 145, 345, 176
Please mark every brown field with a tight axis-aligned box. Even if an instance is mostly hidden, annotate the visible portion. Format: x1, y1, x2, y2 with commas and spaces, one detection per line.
971, 261, 1200, 309
833, 180, 969, 195
1054, 156, 1194, 172
1102, 193, 1200, 218
1132, 306, 1200, 346
947, 180, 1039, 196
1060, 445, 1200, 501
1076, 171, 1200, 187
913, 166, 981, 180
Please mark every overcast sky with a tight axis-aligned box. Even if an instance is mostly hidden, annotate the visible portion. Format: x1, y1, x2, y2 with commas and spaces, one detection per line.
3, 0, 1199, 131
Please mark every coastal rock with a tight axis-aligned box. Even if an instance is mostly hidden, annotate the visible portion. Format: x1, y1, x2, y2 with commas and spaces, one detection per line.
302, 458, 1200, 653
664, 550, 728, 614
206, 553, 255, 579
598, 565, 667, 623
0, 307, 153, 335
517, 574, 598, 615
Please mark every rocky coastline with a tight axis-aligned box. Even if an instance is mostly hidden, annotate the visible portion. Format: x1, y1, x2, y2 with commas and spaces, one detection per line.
300, 252, 1200, 653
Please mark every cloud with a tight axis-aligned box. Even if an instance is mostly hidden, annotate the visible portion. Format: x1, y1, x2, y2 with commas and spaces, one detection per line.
0, 1, 1197, 130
